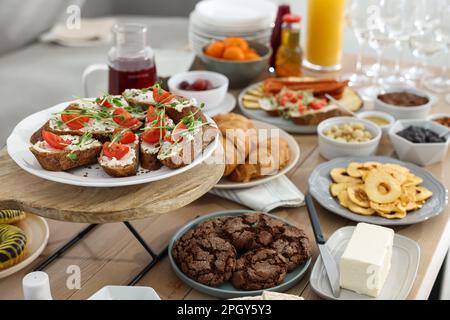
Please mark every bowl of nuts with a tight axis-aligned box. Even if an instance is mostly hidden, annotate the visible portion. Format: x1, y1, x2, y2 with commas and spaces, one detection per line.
317, 117, 382, 160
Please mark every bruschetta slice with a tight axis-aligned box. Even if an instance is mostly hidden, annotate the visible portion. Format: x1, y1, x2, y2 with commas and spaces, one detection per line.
139, 106, 175, 171
95, 95, 147, 120
33, 104, 143, 144
152, 85, 207, 124
122, 88, 155, 109
124, 85, 207, 124
35, 104, 114, 143
98, 129, 140, 177
158, 113, 218, 169
30, 131, 102, 171
165, 95, 208, 124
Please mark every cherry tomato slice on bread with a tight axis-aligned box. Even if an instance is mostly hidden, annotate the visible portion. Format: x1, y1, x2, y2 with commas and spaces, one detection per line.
96, 96, 112, 108
61, 113, 90, 130
112, 128, 136, 144
146, 106, 159, 122
102, 142, 130, 160
42, 130, 70, 150
164, 135, 174, 143
141, 127, 164, 144
309, 99, 328, 110
153, 87, 173, 104
112, 108, 139, 128
142, 109, 170, 143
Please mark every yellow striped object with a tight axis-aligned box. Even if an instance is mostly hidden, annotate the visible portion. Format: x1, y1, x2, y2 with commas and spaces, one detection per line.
0, 210, 26, 224
0, 224, 27, 270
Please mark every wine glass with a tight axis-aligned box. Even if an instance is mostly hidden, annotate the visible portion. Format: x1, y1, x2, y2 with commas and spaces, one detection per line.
406, 0, 444, 81
343, 0, 370, 87
423, 0, 450, 93
378, 0, 414, 86
359, 0, 394, 100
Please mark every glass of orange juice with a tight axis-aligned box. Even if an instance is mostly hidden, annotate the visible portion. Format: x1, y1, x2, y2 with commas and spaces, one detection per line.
304, 0, 346, 71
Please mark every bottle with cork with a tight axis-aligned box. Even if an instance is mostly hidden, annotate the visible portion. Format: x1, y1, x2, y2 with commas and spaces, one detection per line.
275, 14, 303, 77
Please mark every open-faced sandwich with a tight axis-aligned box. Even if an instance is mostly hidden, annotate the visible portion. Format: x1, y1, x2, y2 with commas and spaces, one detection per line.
241, 77, 363, 126
29, 84, 218, 178
30, 131, 102, 171
98, 129, 140, 177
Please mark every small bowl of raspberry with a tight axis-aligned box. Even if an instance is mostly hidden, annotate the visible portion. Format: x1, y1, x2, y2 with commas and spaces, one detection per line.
168, 70, 229, 110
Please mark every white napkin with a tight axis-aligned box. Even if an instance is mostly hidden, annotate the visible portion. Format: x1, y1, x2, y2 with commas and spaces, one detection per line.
209, 175, 305, 212
40, 18, 115, 47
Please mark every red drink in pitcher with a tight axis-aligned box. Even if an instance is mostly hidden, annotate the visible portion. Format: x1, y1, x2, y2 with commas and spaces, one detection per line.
108, 64, 157, 95
108, 23, 157, 95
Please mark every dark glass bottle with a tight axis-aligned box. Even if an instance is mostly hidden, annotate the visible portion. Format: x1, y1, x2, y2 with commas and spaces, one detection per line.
269, 4, 291, 69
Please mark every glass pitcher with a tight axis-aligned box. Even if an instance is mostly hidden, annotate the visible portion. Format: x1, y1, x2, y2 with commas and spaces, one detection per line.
82, 23, 157, 96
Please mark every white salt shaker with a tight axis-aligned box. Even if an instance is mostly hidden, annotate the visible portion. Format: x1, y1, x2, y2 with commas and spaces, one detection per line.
22, 271, 53, 300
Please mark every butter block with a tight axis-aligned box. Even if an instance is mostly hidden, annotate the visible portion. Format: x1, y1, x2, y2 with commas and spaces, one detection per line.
339, 223, 394, 297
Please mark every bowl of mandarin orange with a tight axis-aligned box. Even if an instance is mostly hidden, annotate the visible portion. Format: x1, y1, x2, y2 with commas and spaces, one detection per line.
200, 37, 271, 88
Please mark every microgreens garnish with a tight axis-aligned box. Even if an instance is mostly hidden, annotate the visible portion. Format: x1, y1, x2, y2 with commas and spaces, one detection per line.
96, 92, 126, 108
54, 108, 111, 122
109, 128, 129, 147
66, 132, 93, 161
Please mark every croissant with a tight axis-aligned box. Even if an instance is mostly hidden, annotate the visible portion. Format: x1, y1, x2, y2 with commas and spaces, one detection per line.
218, 120, 257, 160
213, 113, 254, 129
229, 137, 291, 182
215, 112, 291, 183
222, 136, 238, 176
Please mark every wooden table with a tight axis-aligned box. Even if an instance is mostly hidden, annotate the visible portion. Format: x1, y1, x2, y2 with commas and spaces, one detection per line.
0, 54, 449, 300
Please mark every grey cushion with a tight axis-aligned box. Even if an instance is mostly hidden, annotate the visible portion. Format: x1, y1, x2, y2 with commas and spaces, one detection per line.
0, 0, 74, 56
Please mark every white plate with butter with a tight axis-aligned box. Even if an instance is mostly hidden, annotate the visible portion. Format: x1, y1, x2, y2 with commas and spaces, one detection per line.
310, 226, 420, 300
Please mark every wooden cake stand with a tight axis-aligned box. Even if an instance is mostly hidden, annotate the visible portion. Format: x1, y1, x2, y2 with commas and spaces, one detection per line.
0, 148, 225, 284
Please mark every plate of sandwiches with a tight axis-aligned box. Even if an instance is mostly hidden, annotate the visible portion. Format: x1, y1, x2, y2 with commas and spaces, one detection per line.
212, 113, 300, 189
7, 85, 219, 187
238, 77, 363, 133
169, 210, 312, 299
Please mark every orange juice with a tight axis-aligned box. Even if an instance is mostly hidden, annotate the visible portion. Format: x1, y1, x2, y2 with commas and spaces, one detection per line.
305, 0, 345, 71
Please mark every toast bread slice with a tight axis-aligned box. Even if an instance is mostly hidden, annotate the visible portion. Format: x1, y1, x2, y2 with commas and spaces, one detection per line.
165, 96, 208, 124
159, 124, 218, 169
122, 88, 154, 109
30, 135, 102, 171
140, 141, 163, 171
288, 105, 351, 125
99, 141, 140, 177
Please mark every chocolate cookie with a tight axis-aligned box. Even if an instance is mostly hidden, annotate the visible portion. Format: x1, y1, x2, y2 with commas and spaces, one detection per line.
231, 248, 288, 290
172, 231, 236, 287
271, 225, 311, 271
222, 213, 285, 250
191, 217, 228, 238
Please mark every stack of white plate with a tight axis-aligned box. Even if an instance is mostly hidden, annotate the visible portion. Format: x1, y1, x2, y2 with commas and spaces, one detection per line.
189, 0, 276, 55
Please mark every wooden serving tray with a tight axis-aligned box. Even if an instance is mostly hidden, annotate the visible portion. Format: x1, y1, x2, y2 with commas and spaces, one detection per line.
0, 148, 225, 223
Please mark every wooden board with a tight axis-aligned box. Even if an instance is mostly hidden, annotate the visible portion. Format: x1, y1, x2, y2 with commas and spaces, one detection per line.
0, 148, 225, 223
